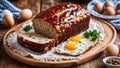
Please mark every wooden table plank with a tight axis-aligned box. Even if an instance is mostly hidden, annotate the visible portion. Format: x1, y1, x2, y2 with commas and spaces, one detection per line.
0, 0, 120, 68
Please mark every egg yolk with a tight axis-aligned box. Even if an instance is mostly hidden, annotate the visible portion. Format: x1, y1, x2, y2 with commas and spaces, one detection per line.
65, 42, 78, 50
70, 36, 83, 42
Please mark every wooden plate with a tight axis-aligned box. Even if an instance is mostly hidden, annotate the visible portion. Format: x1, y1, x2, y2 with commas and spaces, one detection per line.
3, 17, 116, 67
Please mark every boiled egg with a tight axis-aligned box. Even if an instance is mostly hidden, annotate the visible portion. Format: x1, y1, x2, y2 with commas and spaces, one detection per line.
116, 10, 120, 15
18, 9, 32, 21
94, 2, 104, 13
103, 7, 115, 16
116, 3, 120, 10
104, 44, 119, 56
3, 14, 14, 27
116, 3, 120, 15
104, 1, 114, 8
2, 10, 14, 27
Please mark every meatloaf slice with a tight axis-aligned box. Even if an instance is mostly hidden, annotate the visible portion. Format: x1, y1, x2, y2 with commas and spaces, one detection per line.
33, 3, 90, 44
17, 32, 55, 54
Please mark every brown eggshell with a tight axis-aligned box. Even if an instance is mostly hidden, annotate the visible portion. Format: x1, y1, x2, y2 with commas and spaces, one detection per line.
116, 3, 120, 10
18, 9, 32, 21
103, 7, 115, 16
116, 10, 120, 15
94, 2, 104, 13
3, 14, 14, 27
104, 44, 119, 56
104, 1, 114, 8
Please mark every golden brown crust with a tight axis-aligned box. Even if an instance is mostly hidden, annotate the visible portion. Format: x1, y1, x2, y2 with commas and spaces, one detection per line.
33, 3, 91, 44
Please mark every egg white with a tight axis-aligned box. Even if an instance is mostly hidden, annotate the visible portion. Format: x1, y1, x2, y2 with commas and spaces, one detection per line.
56, 38, 93, 56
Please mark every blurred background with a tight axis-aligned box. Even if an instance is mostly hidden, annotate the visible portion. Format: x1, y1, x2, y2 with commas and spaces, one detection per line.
8, 0, 91, 16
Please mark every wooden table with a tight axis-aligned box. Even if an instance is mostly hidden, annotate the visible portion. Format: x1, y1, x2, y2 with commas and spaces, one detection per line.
0, 0, 120, 68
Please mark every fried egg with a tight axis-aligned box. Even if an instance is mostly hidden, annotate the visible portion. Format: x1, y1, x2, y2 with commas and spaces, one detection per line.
56, 35, 93, 56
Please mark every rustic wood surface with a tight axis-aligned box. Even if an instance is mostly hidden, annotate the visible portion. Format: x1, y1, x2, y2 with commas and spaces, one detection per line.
0, 0, 120, 68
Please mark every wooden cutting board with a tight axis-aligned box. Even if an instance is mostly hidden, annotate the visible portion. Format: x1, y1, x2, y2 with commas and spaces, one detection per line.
3, 17, 116, 67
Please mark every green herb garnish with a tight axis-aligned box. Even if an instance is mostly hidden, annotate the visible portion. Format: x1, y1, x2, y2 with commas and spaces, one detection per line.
23, 25, 32, 32
29, 34, 32, 37
83, 30, 100, 41
79, 41, 81, 43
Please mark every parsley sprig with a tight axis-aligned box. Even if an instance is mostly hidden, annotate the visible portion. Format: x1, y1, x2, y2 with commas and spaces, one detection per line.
23, 25, 32, 32
83, 30, 100, 41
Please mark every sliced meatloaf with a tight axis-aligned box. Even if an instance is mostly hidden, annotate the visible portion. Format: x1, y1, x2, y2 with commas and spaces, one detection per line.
33, 3, 90, 44
17, 32, 55, 54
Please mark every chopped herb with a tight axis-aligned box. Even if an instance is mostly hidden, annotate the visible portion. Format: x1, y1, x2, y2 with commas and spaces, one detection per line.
83, 30, 100, 41
23, 25, 32, 32
29, 34, 32, 37
77, 52, 80, 54
39, 41, 41, 42
66, 40, 70, 43
71, 52, 74, 54
79, 42, 81, 43
83, 30, 91, 38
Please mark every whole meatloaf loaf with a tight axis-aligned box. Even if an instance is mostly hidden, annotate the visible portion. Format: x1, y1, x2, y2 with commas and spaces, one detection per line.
33, 3, 90, 44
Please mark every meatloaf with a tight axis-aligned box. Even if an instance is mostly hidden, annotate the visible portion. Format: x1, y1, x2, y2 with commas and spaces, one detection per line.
33, 3, 90, 44
17, 32, 55, 53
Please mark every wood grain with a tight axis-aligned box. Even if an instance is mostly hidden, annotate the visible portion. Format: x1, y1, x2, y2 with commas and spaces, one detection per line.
0, 0, 120, 68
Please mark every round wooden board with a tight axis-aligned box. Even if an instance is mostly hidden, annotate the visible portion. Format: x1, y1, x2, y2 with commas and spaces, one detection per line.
3, 17, 116, 67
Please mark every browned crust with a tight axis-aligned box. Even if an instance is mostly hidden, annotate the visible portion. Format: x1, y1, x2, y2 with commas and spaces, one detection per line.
56, 16, 90, 43
34, 3, 82, 20
17, 33, 55, 54
33, 3, 91, 44
33, 12, 90, 44
55, 41, 99, 56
